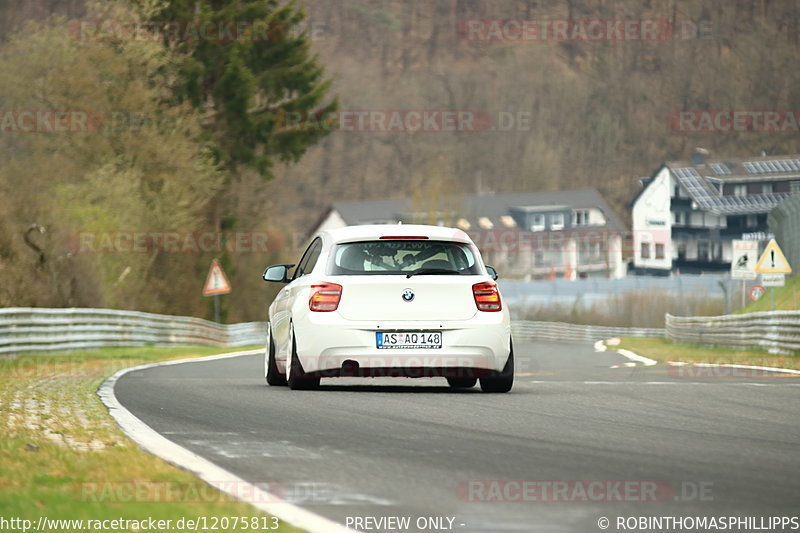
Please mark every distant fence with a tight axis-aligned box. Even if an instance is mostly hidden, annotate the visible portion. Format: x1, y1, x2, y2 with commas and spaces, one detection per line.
511, 321, 664, 343
769, 195, 800, 273
0, 307, 672, 357
0, 307, 266, 356
666, 311, 800, 354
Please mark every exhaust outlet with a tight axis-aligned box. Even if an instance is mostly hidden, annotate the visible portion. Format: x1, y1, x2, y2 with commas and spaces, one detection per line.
341, 359, 360, 376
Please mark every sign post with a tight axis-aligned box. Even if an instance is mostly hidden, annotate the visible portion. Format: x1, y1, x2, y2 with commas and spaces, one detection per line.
203, 259, 232, 322
731, 240, 759, 311
754, 239, 792, 311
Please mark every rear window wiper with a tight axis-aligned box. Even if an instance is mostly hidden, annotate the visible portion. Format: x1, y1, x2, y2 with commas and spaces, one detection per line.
406, 267, 460, 279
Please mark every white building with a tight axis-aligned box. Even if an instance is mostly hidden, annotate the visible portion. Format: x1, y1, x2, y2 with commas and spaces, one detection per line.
632, 152, 800, 275
309, 189, 627, 279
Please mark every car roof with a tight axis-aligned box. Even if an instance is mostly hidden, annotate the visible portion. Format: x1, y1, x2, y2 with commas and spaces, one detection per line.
320, 224, 474, 244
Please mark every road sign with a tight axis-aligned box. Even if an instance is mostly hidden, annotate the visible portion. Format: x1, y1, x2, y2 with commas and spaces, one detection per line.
749, 285, 766, 301
761, 273, 786, 287
203, 259, 231, 296
731, 240, 758, 280
754, 239, 792, 274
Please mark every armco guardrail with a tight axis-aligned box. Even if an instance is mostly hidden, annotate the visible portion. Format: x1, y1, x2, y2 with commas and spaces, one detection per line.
666, 311, 800, 354
511, 321, 664, 343
0, 307, 667, 357
0, 307, 267, 356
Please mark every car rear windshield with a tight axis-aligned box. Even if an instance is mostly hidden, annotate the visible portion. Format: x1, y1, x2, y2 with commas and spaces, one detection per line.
328, 240, 482, 276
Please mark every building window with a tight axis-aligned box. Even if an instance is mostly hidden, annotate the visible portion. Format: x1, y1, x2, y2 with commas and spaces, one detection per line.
640, 242, 651, 259
746, 214, 757, 227
573, 209, 589, 226
713, 242, 723, 260
674, 185, 681, 198
697, 241, 709, 260
530, 214, 545, 232
791, 181, 800, 194
534, 251, 544, 265
734, 185, 747, 197
591, 242, 602, 258
674, 211, 683, 225
655, 243, 665, 259
762, 183, 773, 194
550, 213, 565, 230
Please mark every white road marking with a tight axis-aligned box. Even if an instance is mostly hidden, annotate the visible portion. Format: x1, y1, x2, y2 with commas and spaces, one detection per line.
279, 482, 393, 506
689, 362, 800, 375
529, 380, 800, 387
187, 439, 323, 459
98, 349, 357, 533
617, 349, 658, 366
593, 340, 607, 352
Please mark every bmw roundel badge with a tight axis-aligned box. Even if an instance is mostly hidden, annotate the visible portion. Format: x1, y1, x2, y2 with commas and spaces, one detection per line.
402, 288, 415, 302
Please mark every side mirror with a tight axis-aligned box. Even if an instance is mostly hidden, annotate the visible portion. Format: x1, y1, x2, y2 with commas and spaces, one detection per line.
485, 265, 499, 281
262, 264, 293, 283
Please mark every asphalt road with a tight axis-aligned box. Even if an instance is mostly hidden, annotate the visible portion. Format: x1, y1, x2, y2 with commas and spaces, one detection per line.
115, 341, 800, 533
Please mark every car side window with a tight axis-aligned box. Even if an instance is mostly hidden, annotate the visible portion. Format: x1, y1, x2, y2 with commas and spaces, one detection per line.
293, 238, 322, 280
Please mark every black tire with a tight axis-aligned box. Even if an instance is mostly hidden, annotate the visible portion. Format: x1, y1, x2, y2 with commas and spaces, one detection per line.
480, 344, 514, 393
265, 328, 287, 386
287, 333, 320, 390
447, 377, 477, 388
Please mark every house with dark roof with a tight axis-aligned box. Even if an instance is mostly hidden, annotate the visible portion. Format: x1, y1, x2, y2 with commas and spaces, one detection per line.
631, 151, 800, 275
309, 189, 627, 279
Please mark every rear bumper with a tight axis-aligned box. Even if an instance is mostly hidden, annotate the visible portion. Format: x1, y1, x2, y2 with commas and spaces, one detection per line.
293, 312, 511, 377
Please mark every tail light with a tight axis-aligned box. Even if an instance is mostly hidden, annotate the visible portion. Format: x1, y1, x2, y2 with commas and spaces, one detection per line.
309, 283, 343, 312
472, 281, 502, 312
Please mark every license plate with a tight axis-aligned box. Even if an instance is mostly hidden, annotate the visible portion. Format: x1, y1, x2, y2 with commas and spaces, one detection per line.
376, 331, 442, 349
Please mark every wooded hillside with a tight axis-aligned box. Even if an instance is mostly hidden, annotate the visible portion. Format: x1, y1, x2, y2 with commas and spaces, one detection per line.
2, 0, 800, 321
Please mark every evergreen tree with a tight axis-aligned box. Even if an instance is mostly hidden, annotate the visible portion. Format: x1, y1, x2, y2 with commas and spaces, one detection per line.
143, 0, 338, 179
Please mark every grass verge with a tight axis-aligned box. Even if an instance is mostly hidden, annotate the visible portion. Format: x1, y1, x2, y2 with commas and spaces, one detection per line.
736, 274, 800, 313
0, 346, 302, 532
616, 337, 800, 371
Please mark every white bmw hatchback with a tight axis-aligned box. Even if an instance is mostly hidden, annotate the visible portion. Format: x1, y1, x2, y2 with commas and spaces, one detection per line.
262, 224, 513, 392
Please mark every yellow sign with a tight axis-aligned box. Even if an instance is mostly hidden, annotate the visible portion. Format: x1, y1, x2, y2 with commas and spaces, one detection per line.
754, 239, 792, 274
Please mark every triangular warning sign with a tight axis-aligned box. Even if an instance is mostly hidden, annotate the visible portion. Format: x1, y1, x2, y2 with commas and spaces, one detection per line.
754, 239, 792, 274
203, 259, 232, 296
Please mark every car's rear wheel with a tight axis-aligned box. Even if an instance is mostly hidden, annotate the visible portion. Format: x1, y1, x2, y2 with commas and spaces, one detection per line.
480, 343, 514, 393
265, 327, 287, 386
287, 333, 320, 390
447, 377, 477, 388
